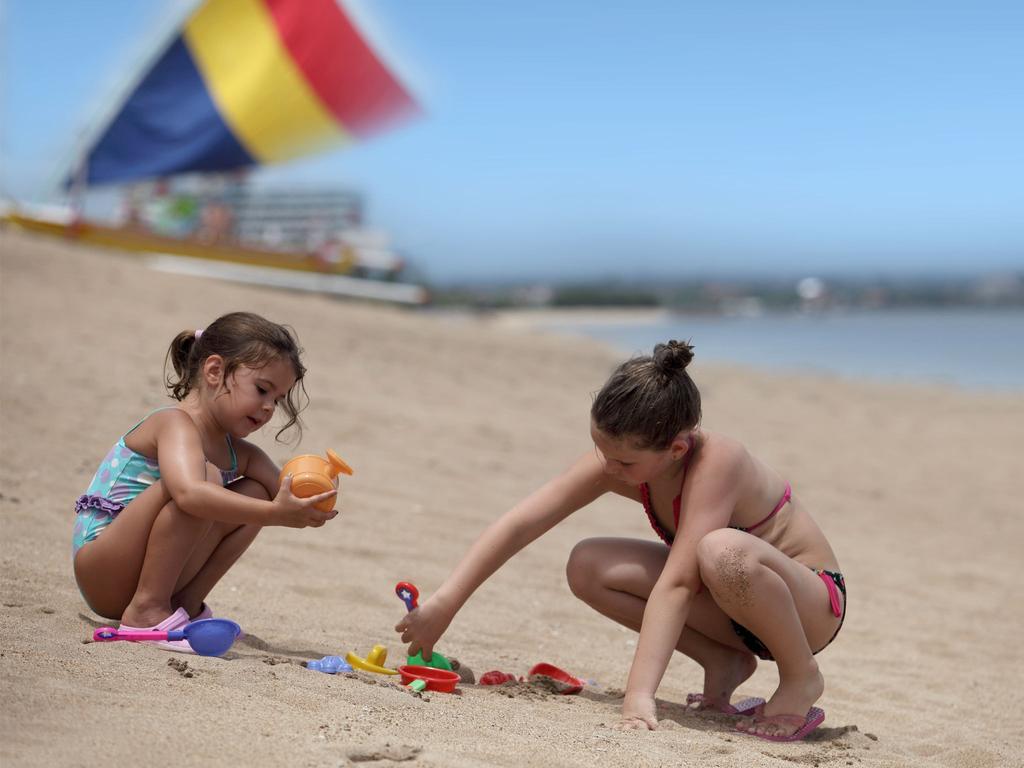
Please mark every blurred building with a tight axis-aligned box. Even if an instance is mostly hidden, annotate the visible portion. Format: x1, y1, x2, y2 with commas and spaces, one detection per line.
120, 177, 404, 278
223, 185, 362, 250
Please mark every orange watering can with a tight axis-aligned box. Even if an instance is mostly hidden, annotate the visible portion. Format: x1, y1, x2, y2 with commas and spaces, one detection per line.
279, 449, 353, 512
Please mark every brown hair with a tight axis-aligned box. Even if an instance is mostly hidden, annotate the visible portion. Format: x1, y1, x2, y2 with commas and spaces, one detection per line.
591, 339, 701, 450
165, 311, 308, 441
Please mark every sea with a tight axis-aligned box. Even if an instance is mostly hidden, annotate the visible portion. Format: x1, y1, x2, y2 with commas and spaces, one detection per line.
538, 308, 1024, 392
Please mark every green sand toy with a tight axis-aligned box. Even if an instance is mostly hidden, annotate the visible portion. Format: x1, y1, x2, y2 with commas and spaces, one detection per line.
395, 581, 453, 671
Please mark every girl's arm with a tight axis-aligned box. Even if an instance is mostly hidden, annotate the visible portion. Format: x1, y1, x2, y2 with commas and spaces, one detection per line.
396, 450, 610, 659
233, 439, 284, 498
155, 411, 335, 528
619, 442, 746, 729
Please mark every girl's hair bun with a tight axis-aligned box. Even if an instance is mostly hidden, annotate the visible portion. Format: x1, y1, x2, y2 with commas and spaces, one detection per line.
652, 339, 695, 374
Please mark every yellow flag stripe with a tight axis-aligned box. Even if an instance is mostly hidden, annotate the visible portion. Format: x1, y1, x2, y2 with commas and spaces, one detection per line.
183, 0, 351, 163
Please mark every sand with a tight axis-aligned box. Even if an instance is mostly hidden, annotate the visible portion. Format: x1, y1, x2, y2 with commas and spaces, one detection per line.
2, 226, 1022, 768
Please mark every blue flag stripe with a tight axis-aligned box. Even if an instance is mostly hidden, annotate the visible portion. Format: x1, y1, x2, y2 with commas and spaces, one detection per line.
84, 36, 254, 185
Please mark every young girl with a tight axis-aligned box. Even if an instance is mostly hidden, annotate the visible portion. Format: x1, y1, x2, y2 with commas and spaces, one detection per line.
73, 312, 339, 649
395, 340, 845, 741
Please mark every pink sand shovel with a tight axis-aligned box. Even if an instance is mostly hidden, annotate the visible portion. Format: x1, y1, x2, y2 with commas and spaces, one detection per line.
93, 618, 241, 657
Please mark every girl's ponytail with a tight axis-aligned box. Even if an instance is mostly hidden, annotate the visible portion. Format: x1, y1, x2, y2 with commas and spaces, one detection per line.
165, 330, 202, 401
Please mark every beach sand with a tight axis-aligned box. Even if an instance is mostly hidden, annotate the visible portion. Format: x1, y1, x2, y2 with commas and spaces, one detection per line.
2, 227, 1022, 767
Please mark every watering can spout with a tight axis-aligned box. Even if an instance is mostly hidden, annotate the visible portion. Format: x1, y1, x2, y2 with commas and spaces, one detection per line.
326, 449, 354, 479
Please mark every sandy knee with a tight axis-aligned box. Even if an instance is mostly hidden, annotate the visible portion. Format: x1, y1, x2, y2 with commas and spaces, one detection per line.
697, 529, 757, 607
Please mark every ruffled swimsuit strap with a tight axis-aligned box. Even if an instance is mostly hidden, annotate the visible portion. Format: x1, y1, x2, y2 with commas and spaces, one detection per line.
640, 437, 695, 545
640, 484, 674, 545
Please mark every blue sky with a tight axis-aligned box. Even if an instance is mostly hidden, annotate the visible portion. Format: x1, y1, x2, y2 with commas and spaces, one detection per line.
3, 0, 1023, 280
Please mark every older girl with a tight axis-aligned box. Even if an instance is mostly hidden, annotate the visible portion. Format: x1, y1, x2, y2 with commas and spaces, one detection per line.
396, 340, 844, 741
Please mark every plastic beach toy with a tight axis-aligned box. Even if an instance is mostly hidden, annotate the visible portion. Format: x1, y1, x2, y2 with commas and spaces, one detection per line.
307, 655, 353, 674
395, 581, 420, 612
346, 644, 399, 675
399, 664, 460, 693
527, 662, 584, 695
279, 449, 353, 512
394, 581, 453, 671
93, 618, 241, 657
480, 670, 522, 685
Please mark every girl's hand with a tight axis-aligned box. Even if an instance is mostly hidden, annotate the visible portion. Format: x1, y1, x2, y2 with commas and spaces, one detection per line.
613, 692, 659, 731
270, 475, 338, 528
394, 594, 456, 661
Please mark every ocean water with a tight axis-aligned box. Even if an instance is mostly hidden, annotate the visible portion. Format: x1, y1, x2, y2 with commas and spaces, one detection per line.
542, 308, 1024, 392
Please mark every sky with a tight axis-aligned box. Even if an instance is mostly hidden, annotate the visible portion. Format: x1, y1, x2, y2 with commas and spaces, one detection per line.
3, 0, 1023, 281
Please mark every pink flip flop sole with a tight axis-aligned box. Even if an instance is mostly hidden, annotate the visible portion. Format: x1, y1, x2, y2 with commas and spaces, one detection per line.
686, 693, 766, 715
118, 607, 193, 653
738, 706, 825, 742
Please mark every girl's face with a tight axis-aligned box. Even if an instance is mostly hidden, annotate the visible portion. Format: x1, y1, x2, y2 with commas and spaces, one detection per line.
208, 356, 298, 437
590, 421, 687, 485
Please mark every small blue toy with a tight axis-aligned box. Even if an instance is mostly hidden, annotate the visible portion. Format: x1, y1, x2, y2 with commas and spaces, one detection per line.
307, 654, 353, 674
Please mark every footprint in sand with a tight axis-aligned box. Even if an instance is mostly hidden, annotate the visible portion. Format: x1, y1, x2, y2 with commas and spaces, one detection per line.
346, 744, 421, 763
261, 655, 299, 666
167, 658, 196, 678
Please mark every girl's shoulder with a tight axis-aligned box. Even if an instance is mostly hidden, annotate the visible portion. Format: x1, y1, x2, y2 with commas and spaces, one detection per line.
121, 406, 195, 457
691, 431, 752, 477
124, 405, 192, 437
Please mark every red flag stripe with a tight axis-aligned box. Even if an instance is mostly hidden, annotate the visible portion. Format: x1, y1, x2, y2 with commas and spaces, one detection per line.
264, 0, 420, 138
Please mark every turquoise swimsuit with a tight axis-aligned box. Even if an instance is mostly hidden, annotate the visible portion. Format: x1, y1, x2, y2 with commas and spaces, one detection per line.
72, 409, 239, 557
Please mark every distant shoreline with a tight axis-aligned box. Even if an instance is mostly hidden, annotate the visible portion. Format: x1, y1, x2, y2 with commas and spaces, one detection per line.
485, 306, 674, 329
483, 305, 1024, 392
483, 303, 1024, 329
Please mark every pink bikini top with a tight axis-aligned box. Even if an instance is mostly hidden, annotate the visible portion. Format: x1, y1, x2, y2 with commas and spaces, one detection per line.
640, 461, 792, 545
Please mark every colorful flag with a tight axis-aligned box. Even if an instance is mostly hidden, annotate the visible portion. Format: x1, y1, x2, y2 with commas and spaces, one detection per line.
80, 0, 419, 185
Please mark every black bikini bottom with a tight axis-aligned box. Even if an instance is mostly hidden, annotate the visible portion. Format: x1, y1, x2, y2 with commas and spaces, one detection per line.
730, 569, 846, 661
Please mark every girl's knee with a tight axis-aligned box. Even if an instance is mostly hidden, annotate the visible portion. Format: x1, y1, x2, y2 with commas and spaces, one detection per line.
697, 529, 756, 595
697, 528, 750, 562
566, 538, 606, 597
227, 477, 271, 501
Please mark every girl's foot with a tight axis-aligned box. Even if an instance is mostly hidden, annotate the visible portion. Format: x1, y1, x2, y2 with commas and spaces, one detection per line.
685, 692, 764, 716
120, 599, 177, 630
117, 607, 194, 653
737, 658, 824, 739
688, 646, 758, 712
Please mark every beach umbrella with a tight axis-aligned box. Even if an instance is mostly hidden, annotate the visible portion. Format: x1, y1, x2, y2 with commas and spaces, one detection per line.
73, 0, 420, 186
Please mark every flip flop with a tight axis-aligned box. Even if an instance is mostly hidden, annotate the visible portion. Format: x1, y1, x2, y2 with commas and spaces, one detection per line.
117, 607, 193, 653
737, 706, 825, 742
686, 693, 766, 715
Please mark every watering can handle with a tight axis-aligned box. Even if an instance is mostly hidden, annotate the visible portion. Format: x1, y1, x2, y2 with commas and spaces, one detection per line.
395, 582, 419, 611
